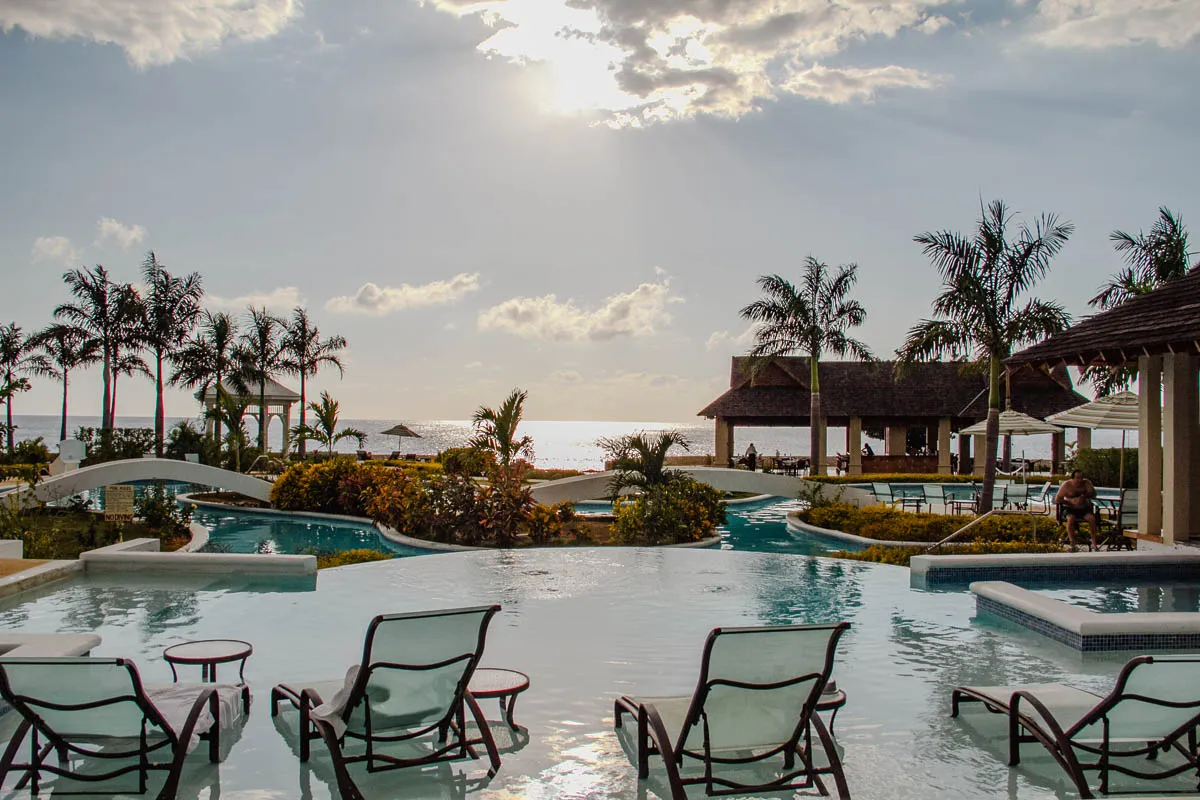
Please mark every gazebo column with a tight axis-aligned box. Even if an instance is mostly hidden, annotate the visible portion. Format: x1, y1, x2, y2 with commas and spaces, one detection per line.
1076, 428, 1092, 451
1162, 354, 1198, 544
203, 399, 215, 437
281, 402, 292, 457
957, 433, 971, 475
973, 434, 987, 474
1138, 355, 1163, 537
1051, 433, 1065, 474
715, 418, 734, 467
885, 426, 906, 456
848, 417, 863, 475
937, 417, 952, 475
815, 421, 826, 475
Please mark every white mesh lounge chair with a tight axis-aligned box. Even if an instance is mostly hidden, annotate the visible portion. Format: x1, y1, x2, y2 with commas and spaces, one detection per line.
951, 654, 1200, 798
270, 605, 502, 800
614, 622, 851, 799
0, 657, 245, 798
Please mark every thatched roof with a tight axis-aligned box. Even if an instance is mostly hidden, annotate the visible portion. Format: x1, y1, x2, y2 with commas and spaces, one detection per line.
1009, 268, 1200, 368
697, 358, 1087, 428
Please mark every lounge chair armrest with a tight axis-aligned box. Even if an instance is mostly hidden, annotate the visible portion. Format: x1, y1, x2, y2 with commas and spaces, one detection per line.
635, 701, 687, 800
1010, 690, 1073, 744
175, 686, 220, 761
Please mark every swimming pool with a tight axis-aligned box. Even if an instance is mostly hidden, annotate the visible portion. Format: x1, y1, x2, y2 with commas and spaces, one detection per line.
1036, 582, 1200, 614
192, 497, 846, 558
0, 548, 1184, 799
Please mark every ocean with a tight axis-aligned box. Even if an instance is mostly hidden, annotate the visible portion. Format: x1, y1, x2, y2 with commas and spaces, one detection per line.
10, 414, 1133, 472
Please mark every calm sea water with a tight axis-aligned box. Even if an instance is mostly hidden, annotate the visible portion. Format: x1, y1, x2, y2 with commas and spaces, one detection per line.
10, 414, 1130, 471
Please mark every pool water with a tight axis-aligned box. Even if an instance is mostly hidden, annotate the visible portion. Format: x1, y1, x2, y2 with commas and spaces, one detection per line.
192, 508, 427, 557
1, 548, 1187, 799
1035, 582, 1200, 614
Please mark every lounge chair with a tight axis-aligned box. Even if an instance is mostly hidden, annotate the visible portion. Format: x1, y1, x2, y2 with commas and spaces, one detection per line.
893, 484, 927, 513
0, 657, 244, 798
356, 450, 372, 462
1099, 488, 1139, 550
951, 654, 1200, 798
270, 605, 502, 800
945, 483, 978, 515
614, 622, 852, 800
1025, 482, 1054, 515
871, 483, 896, 506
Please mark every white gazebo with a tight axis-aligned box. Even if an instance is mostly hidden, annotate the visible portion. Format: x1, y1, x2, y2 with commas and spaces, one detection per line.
197, 379, 301, 456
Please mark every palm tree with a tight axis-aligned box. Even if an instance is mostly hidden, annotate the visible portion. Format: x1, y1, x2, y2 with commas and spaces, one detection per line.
233, 307, 285, 454
0, 323, 37, 456
469, 388, 534, 468
290, 392, 366, 455
172, 311, 239, 444
28, 324, 101, 443
205, 385, 250, 472
280, 307, 347, 459
740, 259, 872, 474
897, 199, 1073, 513
138, 252, 204, 457
598, 430, 690, 499
1086, 207, 1197, 395
55, 266, 138, 430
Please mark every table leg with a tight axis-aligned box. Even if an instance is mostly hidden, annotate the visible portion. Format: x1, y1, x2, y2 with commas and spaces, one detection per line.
503, 694, 520, 729
169, 662, 179, 683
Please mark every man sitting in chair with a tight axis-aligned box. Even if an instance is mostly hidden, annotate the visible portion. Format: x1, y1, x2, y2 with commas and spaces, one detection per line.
1055, 469, 1099, 551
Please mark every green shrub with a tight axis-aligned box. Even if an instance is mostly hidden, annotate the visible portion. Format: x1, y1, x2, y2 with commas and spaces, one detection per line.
611, 477, 727, 545
315, 549, 394, 569
135, 482, 193, 539
380, 460, 444, 474
526, 468, 586, 482
810, 473, 982, 485
526, 502, 578, 544
164, 422, 221, 466
76, 427, 155, 465
830, 540, 1065, 567
799, 503, 1066, 544
0, 464, 41, 485
1066, 447, 1136, 488
270, 458, 389, 516
0, 437, 51, 466
438, 447, 494, 477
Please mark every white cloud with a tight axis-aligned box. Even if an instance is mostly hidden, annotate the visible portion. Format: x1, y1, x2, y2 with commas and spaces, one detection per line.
325, 273, 481, 316
422, 0, 948, 125
549, 369, 584, 383
1032, 0, 1200, 48
0, 0, 301, 67
30, 236, 81, 266
464, 361, 484, 369
207, 286, 304, 312
477, 278, 682, 342
705, 323, 761, 352
94, 217, 147, 249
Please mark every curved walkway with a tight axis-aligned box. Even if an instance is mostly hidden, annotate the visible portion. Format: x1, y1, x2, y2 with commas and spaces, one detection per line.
17, 458, 274, 504
530, 467, 873, 506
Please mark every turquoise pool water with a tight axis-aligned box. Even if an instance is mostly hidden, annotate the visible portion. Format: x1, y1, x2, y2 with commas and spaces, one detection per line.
0, 548, 1184, 799
1035, 582, 1200, 614
193, 497, 841, 558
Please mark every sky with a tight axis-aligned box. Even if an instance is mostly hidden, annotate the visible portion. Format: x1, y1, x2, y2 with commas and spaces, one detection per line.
0, 0, 1197, 424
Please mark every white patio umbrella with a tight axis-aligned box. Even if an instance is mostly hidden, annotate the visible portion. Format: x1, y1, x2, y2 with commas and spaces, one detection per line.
960, 410, 1063, 437
1047, 391, 1138, 489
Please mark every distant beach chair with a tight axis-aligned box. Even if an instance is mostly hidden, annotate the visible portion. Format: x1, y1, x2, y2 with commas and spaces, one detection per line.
270, 605, 503, 798
951, 654, 1200, 798
614, 622, 851, 799
0, 657, 245, 798
355, 450, 371, 462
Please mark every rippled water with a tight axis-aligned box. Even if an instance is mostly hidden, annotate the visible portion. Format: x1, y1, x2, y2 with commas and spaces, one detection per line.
0, 548, 1181, 800
1035, 582, 1200, 614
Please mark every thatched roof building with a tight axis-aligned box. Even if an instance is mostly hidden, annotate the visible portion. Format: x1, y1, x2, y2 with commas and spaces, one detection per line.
698, 357, 1087, 475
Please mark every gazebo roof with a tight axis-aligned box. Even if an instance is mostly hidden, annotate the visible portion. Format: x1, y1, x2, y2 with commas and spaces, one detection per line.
697, 358, 1086, 427
197, 378, 300, 403
1009, 268, 1200, 368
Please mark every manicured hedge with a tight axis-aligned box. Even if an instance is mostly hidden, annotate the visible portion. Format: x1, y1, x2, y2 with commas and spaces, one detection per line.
830, 541, 1065, 567
798, 503, 1067, 544
810, 474, 981, 484
611, 477, 726, 545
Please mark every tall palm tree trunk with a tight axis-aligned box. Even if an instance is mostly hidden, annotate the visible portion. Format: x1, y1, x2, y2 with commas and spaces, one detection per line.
213, 376, 224, 445
59, 371, 70, 443
154, 354, 165, 457
101, 355, 112, 431
110, 371, 119, 428
298, 372, 308, 459
978, 357, 1002, 513
4, 368, 12, 455
809, 356, 822, 476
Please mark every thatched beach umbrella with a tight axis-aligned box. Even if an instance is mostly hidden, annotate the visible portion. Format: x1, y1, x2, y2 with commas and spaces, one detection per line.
380, 423, 422, 452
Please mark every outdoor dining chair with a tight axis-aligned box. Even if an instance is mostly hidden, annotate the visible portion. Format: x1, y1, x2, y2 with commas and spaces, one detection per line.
951, 654, 1200, 798
614, 622, 852, 799
270, 605, 502, 800
0, 657, 244, 799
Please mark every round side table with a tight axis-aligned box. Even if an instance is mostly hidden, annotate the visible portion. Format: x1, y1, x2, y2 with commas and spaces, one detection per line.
163, 639, 253, 712
469, 668, 530, 729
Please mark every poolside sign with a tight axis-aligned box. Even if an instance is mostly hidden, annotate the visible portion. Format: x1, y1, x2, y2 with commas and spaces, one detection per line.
104, 485, 135, 522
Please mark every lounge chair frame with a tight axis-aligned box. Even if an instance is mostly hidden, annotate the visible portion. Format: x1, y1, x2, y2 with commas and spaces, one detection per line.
271, 605, 501, 800
614, 622, 851, 800
0, 658, 222, 799
951, 655, 1200, 798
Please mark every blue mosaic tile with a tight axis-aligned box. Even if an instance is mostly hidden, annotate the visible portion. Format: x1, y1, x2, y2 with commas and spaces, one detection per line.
928, 561, 1200, 587
975, 596, 1200, 652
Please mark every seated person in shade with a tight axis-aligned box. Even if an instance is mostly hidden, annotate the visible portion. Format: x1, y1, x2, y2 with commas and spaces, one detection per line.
1055, 469, 1100, 551
861, 442, 874, 457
